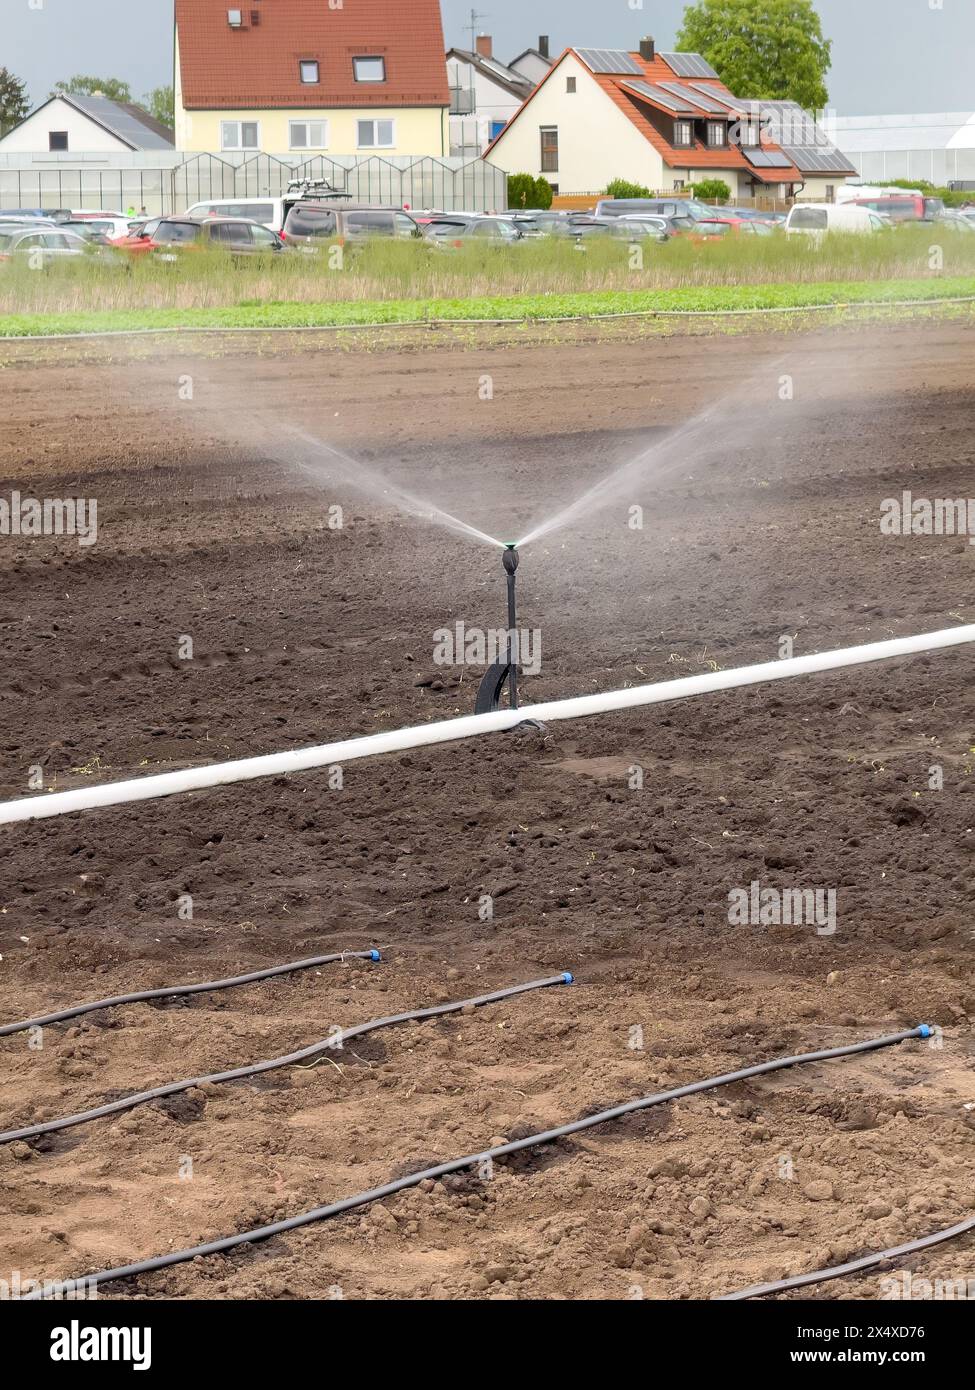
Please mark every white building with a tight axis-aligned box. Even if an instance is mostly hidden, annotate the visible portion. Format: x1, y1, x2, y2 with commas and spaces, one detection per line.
0, 94, 174, 155
509, 38, 555, 87
486, 41, 857, 202
447, 35, 550, 157
833, 112, 975, 188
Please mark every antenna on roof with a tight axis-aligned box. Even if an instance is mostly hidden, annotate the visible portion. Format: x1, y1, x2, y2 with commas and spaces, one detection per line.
467, 7, 489, 52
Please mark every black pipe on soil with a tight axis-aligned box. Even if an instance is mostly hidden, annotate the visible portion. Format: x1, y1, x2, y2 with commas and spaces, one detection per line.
20, 1023, 929, 1300
719, 1210, 975, 1300
0, 949, 382, 1039
0, 973, 573, 1148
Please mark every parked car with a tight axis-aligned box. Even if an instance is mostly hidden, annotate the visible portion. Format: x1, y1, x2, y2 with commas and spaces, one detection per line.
933, 209, 975, 233
185, 179, 357, 234
147, 216, 286, 259
725, 206, 787, 227
845, 194, 944, 224
184, 197, 291, 234
785, 204, 888, 237
0, 207, 64, 221
433, 216, 526, 248
113, 217, 165, 254
282, 203, 422, 247
609, 216, 671, 242
593, 196, 713, 221
0, 225, 107, 263
550, 217, 614, 240
418, 213, 477, 240
511, 211, 571, 235
692, 216, 775, 238
69, 212, 133, 239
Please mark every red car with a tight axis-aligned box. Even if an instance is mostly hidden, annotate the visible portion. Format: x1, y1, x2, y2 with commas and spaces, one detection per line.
691, 216, 775, 240
113, 217, 164, 255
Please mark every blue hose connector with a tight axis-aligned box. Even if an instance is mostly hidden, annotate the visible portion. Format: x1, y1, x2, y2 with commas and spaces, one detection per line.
918, 1023, 933, 1037
369, 950, 381, 962
562, 971, 574, 985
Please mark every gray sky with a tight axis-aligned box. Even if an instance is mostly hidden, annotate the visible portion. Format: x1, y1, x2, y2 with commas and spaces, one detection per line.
5, 0, 973, 116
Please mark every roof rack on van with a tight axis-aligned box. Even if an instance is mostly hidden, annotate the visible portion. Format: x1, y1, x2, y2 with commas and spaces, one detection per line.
286, 178, 352, 201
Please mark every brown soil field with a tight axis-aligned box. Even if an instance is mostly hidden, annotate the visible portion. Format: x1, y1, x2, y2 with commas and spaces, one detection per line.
0, 317, 973, 1301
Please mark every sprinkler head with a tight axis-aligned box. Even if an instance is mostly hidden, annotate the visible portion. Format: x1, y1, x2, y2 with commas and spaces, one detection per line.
502, 544, 519, 575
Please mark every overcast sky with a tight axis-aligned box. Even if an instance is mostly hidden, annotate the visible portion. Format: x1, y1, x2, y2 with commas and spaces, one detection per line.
5, 0, 973, 116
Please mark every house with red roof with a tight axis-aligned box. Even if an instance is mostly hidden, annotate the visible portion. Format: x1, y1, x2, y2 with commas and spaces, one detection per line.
174, 0, 450, 157
485, 39, 857, 202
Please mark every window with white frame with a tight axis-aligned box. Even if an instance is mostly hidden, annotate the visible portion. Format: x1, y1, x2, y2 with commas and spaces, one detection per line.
673, 120, 693, 147
707, 121, 726, 147
353, 56, 386, 82
357, 118, 395, 148
289, 120, 328, 150
299, 61, 320, 84
221, 120, 260, 151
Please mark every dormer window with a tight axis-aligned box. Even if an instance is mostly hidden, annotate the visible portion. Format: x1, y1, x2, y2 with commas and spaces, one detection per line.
674, 120, 693, 147
299, 61, 320, 84
707, 122, 726, 147
353, 56, 386, 82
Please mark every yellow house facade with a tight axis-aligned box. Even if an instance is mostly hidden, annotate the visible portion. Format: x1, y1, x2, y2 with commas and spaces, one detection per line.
174, 1, 450, 157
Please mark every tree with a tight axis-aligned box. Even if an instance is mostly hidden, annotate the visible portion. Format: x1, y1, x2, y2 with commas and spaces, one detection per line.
142, 85, 175, 130
691, 178, 731, 201
0, 67, 29, 137
676, 0, 831, 112
51, 75, 133, 104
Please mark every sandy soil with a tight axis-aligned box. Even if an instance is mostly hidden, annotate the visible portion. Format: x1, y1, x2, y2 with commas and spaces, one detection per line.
0, 317, 973, 1301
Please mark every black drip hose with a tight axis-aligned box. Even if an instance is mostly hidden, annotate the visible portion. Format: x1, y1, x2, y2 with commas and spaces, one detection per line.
0, 949, 382, 1038
719, 1211, 975, 1300
21, 1024, 927, 1299
0, 973, 573, 1148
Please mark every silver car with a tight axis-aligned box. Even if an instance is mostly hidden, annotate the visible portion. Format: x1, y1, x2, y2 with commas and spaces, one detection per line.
0, 225, 98, 263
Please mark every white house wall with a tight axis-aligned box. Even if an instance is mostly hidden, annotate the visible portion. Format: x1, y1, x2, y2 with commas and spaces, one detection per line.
486, 54, 664, 192
0, 97, 130, 154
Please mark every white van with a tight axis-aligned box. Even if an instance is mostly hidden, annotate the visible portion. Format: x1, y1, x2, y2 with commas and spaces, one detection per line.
183, 197, 288, 232
785, 203, 887, 238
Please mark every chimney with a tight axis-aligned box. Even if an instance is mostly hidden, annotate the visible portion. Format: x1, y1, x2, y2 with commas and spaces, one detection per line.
538, 35, 550, 58
475, 34, 493, 59
639, 36, 655, 61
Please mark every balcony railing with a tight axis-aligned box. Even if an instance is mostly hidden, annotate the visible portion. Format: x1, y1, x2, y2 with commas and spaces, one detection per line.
449, 87, 476, 115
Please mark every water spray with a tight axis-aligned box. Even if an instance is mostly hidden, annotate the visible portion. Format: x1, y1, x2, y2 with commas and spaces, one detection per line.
475, 543, 521, 714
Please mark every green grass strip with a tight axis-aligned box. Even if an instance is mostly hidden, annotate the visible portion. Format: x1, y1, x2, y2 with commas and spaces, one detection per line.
2, 277, 975, 338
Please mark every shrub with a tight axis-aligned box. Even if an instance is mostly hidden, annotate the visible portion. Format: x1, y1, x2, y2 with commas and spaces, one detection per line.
604, 177, 652, 198
531, 176, 554, 209
691, 178, 732, 203
507, 173, 554, 209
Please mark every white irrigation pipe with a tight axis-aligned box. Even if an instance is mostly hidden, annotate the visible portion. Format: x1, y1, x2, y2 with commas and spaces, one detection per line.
1, 622, 972, 826
0, 294, 973, 343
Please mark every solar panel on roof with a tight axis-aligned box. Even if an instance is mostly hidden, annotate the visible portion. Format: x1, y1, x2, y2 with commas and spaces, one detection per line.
620, 79, 695, 114
660, 52, 719, 80
657, 81, 729, 114
691, 83, 753, 114
743, 148, 791, 168
576, 48, 643, 75
67, 93, 174, 150
781, 145, 858, 174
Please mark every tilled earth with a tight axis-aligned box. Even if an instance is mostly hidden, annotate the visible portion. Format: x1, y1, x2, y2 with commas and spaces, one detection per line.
0, 317, 973, 1301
